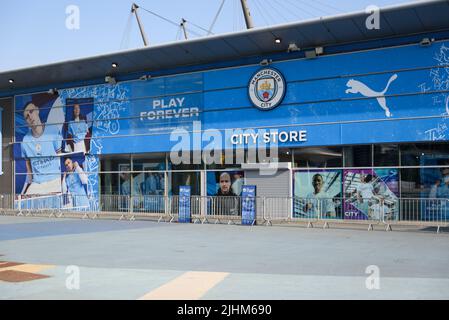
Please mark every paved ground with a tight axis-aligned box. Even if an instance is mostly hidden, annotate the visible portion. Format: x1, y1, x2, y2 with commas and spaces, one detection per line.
1, 215, 448, 300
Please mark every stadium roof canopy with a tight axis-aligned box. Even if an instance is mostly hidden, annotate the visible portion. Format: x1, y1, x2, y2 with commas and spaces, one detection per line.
1, 0, 449, 93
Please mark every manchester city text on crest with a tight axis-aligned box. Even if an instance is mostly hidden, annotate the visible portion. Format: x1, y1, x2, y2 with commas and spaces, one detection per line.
248, 68, 286, 111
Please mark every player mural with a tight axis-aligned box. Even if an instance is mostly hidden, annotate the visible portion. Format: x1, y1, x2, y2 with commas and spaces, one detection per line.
15, 93, 64, 196
14, 92, 99, 211
63, 98, 93, 154
293, 170, 342, 219
207, 171, 244, 216
343, 169, 399, 220
61, 153, 90, 211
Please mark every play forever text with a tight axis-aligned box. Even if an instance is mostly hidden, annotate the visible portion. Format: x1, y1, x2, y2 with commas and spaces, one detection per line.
140, 97, 199, 121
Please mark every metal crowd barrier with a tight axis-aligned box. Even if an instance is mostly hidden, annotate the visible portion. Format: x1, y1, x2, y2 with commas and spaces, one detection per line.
0, 194, 14, 216
1, 194, 448, 232
203, 196, 241, 224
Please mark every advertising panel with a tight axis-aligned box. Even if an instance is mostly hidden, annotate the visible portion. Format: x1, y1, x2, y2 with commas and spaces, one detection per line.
207, 171, 244, 217
14, 93, 99, 210
207, 171, 244, 197
179, 185, 191, 223
241, 185, 257, 225
293, 170, 342, 219
343, 169, 399, 220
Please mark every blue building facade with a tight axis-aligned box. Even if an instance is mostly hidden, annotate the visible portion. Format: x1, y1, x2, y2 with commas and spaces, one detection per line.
3, 5, 449, 220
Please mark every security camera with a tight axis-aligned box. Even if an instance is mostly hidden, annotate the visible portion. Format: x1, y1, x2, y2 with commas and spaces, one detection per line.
259, 59, 272, 66
287, 43, 300, 53
139, 75, 151, 81
105, 76, 117, 85
48, 88, 59, 95
420, 38, 433, 47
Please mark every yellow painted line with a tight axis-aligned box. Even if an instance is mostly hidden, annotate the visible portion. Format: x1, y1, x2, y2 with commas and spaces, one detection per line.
1, 264, 55, 274
139, 271, 229, 300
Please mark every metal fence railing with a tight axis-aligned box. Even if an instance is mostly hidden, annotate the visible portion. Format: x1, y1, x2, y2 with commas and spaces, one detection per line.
1, 194, 448, 232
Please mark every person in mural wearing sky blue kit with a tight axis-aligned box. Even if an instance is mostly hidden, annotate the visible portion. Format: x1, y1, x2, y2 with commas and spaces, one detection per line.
303, 173, 336, 218
21, 102, 63, 195
67, 103, 89, 153
62, 157, 89, 209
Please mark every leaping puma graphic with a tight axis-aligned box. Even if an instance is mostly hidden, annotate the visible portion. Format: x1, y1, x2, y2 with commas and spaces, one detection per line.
345, 74, 398, 118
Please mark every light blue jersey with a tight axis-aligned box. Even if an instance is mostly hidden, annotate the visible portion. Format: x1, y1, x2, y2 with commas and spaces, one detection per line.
68, 120, 89, 143
65, 170, 89, 208
21, 125, 62, 184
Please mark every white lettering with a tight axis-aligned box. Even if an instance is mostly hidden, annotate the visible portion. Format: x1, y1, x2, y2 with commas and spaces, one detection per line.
176, 97, 185, 106
153, 100, 161, 109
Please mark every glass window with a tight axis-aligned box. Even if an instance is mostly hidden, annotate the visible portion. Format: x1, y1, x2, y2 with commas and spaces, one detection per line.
205, 149, 242, 170
168, 152, 203, 171
344, 145, 372, 168
401, 167, 449, 199
100, 172, 121, 195
249, 147, 291, 164
141, 172, 166, 196
168, 171, 201, 195
294, 147, 343, 168
132, 153, 166, 171
100, 154, 131, 172
400, 167, 449, 221
100, 155, 131, 195
374, 144, 399, 167
401, 142, 449, 167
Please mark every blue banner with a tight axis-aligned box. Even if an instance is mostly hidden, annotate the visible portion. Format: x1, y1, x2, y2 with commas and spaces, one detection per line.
241, 185, 257, 225
14, 41, 449, 156
178, 185, 191, 223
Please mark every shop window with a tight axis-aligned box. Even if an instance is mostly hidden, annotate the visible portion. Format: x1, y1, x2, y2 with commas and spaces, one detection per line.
400, 167, 449, 221
401, 167, 449, 199
344, 145, 372, 168
100, 154, 131, 173
169, 152, 203, 171
400, 142, 449, 167
168, 171, 201, 195
294, 147, 343, 168
205, 149, 243, 170
132, 153, 166, 171
374, 144, 399, 167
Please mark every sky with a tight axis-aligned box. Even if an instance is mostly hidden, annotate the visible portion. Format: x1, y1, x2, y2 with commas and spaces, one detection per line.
0, 0, 416, 72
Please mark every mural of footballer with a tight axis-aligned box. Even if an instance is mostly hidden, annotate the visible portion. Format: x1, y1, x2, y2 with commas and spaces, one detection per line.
67, 103, 90, 153
62, 157, 90, 209
20, 100, 64, 195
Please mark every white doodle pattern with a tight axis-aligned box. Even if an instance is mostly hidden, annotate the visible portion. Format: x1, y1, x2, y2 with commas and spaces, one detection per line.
59, 83, 131, 211
422, 44, 449, 141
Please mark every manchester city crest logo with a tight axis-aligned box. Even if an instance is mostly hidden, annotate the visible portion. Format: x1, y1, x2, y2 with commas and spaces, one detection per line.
35, 143, 42, 154
248, 68, 286, 111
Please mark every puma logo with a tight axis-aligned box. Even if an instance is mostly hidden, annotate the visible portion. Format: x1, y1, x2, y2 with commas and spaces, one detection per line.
346, 74, 398, 118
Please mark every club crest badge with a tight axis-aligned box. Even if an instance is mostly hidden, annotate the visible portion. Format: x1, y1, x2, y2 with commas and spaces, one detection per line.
248, 68, 286, 111
35, 143, 42, 155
